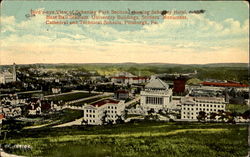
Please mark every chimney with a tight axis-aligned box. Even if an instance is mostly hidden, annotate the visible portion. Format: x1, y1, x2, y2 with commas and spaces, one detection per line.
13, 63, 17, 82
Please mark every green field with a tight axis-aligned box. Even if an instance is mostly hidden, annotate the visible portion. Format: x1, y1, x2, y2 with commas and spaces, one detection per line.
1, 122, 248, 157
47, 92, 97, 102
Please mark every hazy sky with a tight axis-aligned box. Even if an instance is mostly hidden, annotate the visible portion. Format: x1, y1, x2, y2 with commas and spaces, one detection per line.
0, 1, 249, 65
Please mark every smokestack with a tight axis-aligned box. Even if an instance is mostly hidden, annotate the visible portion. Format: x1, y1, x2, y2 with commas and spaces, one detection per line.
13, 63, 16, 82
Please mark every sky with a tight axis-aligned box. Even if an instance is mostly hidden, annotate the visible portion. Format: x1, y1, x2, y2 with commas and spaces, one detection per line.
0, 1, 249, 65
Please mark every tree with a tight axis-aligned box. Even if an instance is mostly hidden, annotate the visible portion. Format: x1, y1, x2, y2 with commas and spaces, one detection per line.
197, 111, 206, 122
115, 114, 124, 124
218, 110, 227, 122
101, 111, 108, 125
147, 108, 155, 115
209, 112, 217, 122
242, 110, 250, 119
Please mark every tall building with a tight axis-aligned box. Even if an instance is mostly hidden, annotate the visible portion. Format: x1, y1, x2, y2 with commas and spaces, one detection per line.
173, 77, 187, 93
140, 76, 173, 112
0, 63, 17, 84
111, 72, 149, 85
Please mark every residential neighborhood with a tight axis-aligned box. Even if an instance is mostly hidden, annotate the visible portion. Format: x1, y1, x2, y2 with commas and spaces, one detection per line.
0, 63, 249, 129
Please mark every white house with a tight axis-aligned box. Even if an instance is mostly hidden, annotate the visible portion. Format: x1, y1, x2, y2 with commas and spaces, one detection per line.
181, 96, 226, 121
83, 99, 125, 125
140, 76, 173, 113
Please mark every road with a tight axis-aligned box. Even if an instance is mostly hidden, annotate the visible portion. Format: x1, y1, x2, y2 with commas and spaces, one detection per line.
52, 118, 84, 128
0, 150, 25, 157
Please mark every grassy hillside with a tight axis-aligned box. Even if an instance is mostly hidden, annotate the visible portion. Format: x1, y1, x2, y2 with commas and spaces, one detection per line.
1, 122, 248, 157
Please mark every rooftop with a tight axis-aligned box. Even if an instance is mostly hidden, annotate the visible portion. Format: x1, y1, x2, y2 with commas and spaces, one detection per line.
145, 77, 169, 89
90, 99, 119, 107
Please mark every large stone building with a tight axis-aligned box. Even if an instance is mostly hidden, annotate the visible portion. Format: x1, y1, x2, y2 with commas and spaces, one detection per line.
181, 96, 226, 121
83, 99, 125, 125
0, 63, 17, 84
140, 76, 173, 112
111, 72, 149, 85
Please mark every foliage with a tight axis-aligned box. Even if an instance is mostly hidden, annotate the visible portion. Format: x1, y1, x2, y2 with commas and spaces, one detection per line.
226, 104, 250, 114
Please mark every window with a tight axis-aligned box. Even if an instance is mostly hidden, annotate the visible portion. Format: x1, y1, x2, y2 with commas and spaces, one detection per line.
93, 110, 95, 113
90, 114, 92, 117
93, 115, 95, 118
196, 108, 198, 110
218, 105, 220, 108
207, 105, 209, 107
187, 108, 190, 110
214, 105, 216, 107
191, 108, 193, 111
90, 110, 92, 113
184, 108, 186, 110
86, 114, 88, 117
210, 105, 212, 107
184, 116, 185, 118
90, 120, 92, 122
86, 110, 88, 112
214, 109, 216, 111
93, 120, 95, 123
183, 112, 185, 114
115, 107, 117, 109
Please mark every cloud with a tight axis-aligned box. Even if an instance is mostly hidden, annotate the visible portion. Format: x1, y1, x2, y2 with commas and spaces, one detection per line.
0, 12, 248, 65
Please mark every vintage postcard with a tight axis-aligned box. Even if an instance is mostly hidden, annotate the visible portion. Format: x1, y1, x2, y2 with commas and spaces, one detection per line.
0, 1, 249, 157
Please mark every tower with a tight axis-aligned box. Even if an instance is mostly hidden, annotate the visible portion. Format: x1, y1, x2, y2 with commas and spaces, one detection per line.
13, 63, 16, 82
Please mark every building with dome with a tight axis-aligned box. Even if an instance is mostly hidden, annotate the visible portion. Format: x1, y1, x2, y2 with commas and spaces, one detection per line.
140, 76, 173, 112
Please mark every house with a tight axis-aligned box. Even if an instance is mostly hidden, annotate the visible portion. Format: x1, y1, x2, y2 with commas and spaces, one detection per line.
0, 105, 22, 118
140, 76, 173, 113
181, 96, 226, 121
83, 99, 125, 125
114, 89, 129, 100
52, 87, 61, 94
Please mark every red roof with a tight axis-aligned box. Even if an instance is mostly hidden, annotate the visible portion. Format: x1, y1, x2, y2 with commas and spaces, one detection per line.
112, 76, 148, 80
115, 90, 129, 94
112, 77, 130, 79
132, 77, 148, 80
91, 99, 119, 107
0, 114, 5, 119
202, 82, 249, 87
